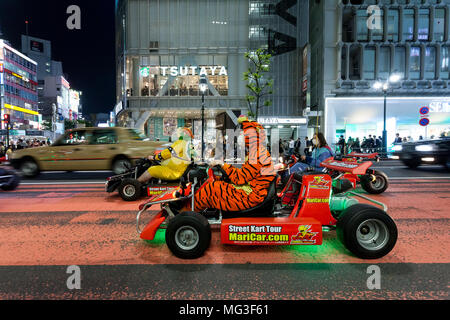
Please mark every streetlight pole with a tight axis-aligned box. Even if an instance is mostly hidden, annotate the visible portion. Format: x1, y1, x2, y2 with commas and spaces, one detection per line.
201, 93, 205, 162
199, 76, 208, 163
383, 88, 387, 158
374, 73, 401, 159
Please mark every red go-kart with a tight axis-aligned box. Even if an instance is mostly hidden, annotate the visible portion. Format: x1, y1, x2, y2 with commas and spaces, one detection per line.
136, 160, 398, 260
331, 152, 389, 195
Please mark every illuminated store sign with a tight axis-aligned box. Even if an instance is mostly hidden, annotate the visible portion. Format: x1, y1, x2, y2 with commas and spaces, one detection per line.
429, 101, 450, 113
149, 66, 228, 77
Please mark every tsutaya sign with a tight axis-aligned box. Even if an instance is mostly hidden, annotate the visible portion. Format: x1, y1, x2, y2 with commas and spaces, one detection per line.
158, 66, 228, 77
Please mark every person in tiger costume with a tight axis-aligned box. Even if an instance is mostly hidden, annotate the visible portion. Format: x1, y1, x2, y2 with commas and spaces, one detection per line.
186, 116, 276, 213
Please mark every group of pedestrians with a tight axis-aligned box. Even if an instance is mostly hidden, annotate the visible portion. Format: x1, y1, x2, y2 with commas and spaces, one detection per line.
0, 138, 50, 157
279, 137, 314, 158
336, 135, 384, 154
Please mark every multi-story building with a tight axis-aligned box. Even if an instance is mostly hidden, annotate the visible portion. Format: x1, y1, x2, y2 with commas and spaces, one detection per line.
0, 39, 40, 133
115, 0, 309, 143
309, 0, 450, 147
21, 35, 82, 134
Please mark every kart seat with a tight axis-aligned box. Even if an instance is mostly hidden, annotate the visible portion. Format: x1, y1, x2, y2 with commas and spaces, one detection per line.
222, 178, 277, 219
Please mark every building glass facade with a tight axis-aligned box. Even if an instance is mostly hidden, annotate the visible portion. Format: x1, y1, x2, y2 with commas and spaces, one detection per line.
115, 0, 309, 142
0, 40, 39, 132
310, 0, 450, 147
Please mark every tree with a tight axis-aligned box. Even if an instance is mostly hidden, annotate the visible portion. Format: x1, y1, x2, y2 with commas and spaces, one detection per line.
64, 119, 76, 130
243, 48, 274, 120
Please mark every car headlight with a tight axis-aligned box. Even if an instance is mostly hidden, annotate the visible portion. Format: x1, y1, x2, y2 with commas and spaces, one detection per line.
392, 145, 402, 152
415, 145, 435, 152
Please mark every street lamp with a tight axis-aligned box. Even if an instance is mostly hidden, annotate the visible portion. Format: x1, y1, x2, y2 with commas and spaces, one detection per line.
199, 75, 208, 162
373, 73, 401, 158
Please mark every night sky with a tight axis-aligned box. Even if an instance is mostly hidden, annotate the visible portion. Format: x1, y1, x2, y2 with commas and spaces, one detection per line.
0, 0, 116, 116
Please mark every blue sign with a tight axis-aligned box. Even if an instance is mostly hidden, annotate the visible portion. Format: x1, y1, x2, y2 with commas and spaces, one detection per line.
419, 118, 430, 127
419, 106, 430, 115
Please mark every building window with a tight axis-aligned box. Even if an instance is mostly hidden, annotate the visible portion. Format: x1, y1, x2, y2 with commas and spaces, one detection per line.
363, 46, 376, 80
434, 8, 445, 42
341, 45, 348, 80
441, 46, 449, 79
139, 62, 228, 97
410, 46, 421, 80
349, 45, 361, 80
342, 8, 355, 42
402, 9, 414, 41
387, 9, 399, 42
394, 47, 406, 79
379, 46, 391, 80
424, 47, 436, 80
371, 9, 384, 41
249, 26, 267, 39
356, 10, 369, 41
418, 9, 430, 41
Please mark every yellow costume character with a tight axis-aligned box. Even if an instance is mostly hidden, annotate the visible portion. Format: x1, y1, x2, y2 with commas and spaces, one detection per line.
147, 127, 194, 181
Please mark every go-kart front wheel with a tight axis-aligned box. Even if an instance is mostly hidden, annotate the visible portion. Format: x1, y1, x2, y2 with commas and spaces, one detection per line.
337, 204, 397, 259
166, 212, 211, 259
360, 170, 389, 194
118, 178, 142, 201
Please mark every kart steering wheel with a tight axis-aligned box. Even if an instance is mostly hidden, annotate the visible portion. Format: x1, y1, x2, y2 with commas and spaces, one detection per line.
212, 165, 231, 183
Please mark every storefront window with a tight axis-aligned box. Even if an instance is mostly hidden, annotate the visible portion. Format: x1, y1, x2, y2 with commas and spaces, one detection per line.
418, 9, 429, 41
139, 60, 228, 97
441, 46, 449, 79
434, 8, 445, 42
424, 47, 436, 80
410, 46, 421, 80
402, 9, 414, 41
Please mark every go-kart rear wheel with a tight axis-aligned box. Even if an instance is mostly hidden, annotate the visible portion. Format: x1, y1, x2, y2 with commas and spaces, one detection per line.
360, 170, 389, 194
118, 178, 142, 201
166, 212, 211, 259
337, 204, 397, 259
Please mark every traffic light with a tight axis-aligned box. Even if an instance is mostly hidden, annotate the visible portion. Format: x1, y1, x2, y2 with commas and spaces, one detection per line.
3, 114, 10, 124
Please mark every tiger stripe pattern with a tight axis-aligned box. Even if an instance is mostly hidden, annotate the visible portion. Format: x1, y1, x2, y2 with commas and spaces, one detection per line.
193, 120, 276, 213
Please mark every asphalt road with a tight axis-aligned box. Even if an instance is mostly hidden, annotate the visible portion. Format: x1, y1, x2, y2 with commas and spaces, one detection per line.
0, 160, 449, 300
16, 159, 450, 184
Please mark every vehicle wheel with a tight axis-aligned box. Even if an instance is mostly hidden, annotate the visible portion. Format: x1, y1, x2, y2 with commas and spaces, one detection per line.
165, 212, 211, 259
1, 171, 20, 191
118, 178, 142, 201
20, 158, 39, 177
337, 204, 397, 259
360, 170, 389, 194
444, 157, 450, 171
112, 157, 132, 175
402, 158, 420, 169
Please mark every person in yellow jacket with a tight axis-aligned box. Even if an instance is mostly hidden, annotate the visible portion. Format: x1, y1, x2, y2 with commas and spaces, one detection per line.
138, 127, 194, 183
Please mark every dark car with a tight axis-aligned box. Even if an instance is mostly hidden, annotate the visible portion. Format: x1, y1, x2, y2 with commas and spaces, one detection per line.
391, 137, 450, 169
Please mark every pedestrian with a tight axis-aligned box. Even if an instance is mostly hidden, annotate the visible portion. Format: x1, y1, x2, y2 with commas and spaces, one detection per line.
353, 137, 361, 152
294, 137, 302, 154
394, 133, 402, 144
338, 135, 346, 155
346, 136, 354, 153
304, 137, 312, 156
288, 138, 295, 156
